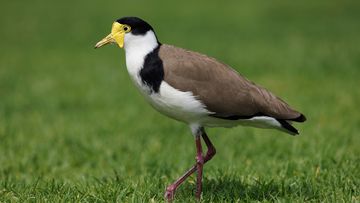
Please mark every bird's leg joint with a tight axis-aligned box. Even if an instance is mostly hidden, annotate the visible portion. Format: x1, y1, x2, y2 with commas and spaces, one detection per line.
195, 153, 204, 165
205, 146, 216, 161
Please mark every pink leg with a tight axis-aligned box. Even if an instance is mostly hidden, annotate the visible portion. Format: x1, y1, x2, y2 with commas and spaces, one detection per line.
201, 132, 216, 162
195, 135, 204, 200
164, 129, 216, 201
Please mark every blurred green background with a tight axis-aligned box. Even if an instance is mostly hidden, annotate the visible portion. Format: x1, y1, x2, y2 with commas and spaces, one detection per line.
0, 0, 359, 202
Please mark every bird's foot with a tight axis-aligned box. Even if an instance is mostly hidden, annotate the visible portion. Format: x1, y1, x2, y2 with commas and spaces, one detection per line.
164, 185, 176, 202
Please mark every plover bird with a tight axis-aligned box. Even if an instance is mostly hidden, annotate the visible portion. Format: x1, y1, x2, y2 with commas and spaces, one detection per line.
95, 16, 306, 201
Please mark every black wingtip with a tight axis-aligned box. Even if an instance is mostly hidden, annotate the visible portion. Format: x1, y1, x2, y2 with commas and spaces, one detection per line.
291, 114, 306, 122
277, 119, 299, 135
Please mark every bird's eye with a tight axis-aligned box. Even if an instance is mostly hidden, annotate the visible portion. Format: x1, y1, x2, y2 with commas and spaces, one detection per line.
123, 25, 131, 33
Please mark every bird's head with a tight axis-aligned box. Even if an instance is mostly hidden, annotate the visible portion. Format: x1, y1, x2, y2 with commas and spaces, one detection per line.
95, 17, 159, 49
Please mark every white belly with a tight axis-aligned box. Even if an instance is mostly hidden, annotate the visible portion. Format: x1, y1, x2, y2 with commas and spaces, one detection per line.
137, 81, 211, 123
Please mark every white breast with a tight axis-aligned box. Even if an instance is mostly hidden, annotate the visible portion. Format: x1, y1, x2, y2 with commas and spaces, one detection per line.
147, 82, 211, 123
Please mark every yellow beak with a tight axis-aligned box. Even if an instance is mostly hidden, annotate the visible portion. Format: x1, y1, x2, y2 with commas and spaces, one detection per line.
95, 22, 126, 49
94, 33, 114, 49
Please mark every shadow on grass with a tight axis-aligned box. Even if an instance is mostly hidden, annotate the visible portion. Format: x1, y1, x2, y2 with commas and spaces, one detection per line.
176, 174, 318, 202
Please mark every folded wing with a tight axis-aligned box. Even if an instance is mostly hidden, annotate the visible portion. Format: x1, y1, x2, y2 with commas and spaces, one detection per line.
159, 44, 305, 122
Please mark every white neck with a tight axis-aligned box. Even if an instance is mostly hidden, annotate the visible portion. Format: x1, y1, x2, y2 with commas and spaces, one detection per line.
124, 31, 159, 78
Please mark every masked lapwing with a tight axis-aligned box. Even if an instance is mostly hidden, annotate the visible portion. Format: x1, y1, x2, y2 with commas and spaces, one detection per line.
95, 17, 306, 201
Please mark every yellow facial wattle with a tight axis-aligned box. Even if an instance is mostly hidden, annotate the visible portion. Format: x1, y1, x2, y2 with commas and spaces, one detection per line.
95, 22, 131, 49
111, 22, 125, 48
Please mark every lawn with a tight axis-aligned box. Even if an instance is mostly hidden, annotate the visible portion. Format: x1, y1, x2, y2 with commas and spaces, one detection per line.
0, 0, 359, 202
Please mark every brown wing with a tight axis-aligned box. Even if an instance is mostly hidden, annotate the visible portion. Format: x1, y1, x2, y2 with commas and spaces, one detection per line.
159, 44, 304, 120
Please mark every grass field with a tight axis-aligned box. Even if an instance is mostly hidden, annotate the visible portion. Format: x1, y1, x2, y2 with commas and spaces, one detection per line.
1, 0, 359, 202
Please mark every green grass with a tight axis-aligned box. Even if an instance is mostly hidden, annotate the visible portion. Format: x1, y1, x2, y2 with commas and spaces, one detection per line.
1, 0, 359, 202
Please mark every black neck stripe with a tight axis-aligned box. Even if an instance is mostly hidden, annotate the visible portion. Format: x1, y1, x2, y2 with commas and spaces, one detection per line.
139, 45, 164, 93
